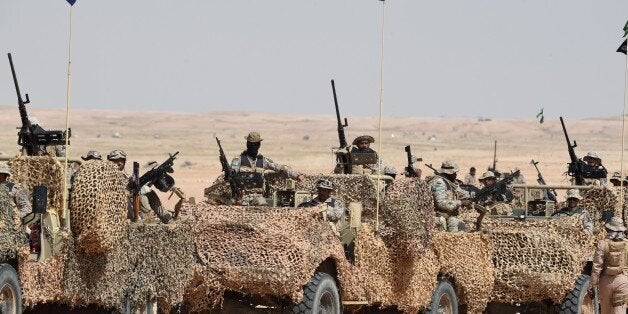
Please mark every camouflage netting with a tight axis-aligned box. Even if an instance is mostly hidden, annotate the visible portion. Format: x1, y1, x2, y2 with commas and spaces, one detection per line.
431, 232, 495, 314
8, 156, 65, 216
0, 187, 26, 261
484, 216, 595, 304
17, 159, 195, 311
580, 187, 618, 231
70, 160, 127, 253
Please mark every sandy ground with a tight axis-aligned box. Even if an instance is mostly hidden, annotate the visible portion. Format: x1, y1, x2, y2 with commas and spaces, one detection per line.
0, 105, 625, 207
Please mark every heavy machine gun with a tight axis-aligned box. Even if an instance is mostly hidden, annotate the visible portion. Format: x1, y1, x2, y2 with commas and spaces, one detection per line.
530, 159, 557, 201
404, 145, 421, 178
331, 79, 351, 174
8, 53, 69, 156
139, 152, 179, 192
560, 117, 607, 185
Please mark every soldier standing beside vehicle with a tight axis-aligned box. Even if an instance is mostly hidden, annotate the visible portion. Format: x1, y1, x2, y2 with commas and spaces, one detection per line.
428, 161, 471, 232
0, 162, 32, 218
231, 132, 304, 206
478, 170, 514, 215
590, 217, 628, 314
551, 189, 593, 235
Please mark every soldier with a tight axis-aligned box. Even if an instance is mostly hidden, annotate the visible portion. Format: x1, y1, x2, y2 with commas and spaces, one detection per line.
428, 161, 471, 232
582, 151, 608, 186
81, 150, 102, 161
298, 179, 346, 222
478, 170, 513, 215
0, 162, 32, 218
464, 167, 480, 187
230, 132, 304, 206
609, 172, 628, 187
590, 217, 628, 314
107, 150, 174, 223
349, 135, 397, 176
551, 189, 593, 235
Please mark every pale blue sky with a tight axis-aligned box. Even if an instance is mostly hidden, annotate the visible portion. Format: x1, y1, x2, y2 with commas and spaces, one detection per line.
1, 0, 627, 119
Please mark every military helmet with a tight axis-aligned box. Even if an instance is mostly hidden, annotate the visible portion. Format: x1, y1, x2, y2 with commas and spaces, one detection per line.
439, 161, 459, 175
245, 132, 263, 143
605, 217, 626, 232
583, 151, 601, 162
383, 165, 397, 175
0, 163, 11, 176
352, 135, 375, 146
565, 189, 583, 200
479, 171, 496, 181
315, 179, 334, 190
81, 150, 102, 161
107, 149, 127, 161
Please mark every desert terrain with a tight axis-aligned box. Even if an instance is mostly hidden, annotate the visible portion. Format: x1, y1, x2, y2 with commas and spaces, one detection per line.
0, 105, 625, 206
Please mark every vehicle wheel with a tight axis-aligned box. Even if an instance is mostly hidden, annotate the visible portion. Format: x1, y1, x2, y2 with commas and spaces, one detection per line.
123, 294, 158, 314
427, 278, 458, 314
558, 274, 599, 314
291, 272, 341, 314
0, 264, 22, 314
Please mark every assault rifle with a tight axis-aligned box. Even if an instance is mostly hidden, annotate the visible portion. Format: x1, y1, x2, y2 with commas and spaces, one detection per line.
404, 146, 420, 177
471, 170, 520, 204
8, 53, 69, 156
530, 159, 557, 201
132, 162, 141, 222
331, 79, 351, 174
216, 137, 240, 200
139, 152, 179, 192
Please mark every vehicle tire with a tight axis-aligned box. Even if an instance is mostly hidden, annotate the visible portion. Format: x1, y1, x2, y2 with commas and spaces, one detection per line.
558, 274, 599, 314
0, 264, 22, 314
291, 272, 341, 314
427, 278, 458, 314
122, 294, 158, 314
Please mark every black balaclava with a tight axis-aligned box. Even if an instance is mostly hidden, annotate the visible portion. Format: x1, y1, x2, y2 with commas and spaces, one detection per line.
246, 141, 261, 158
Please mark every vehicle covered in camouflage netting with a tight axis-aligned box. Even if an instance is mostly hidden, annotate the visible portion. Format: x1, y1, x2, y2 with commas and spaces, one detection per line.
186, 172, 495, 313
0, 156, 196, 313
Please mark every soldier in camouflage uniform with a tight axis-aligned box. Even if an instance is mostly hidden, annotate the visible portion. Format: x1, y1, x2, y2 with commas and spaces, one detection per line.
231, 132, 304, 206
478, 170, 513, 215
298, 179, 346, 222
428, 161, 471, 232
551, 189, 593, 235
0, 162, 32, 218
107, 150, 175, 223
349, 135, 398, 177
582, 151, 608, 186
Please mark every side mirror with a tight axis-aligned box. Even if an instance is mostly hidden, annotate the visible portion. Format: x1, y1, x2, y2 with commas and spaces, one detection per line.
32, 186, 48, 214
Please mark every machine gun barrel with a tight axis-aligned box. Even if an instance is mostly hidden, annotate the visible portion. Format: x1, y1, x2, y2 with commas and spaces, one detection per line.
331, 79, 348, 148
560, 117, 584, 185
8, 53, 31, 128
139, 151, 179, 191
404, 145, 419, 177
492, 140, 497, 172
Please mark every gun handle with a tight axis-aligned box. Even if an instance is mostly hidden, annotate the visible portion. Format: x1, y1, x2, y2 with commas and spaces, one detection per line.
133, 195, 140, 222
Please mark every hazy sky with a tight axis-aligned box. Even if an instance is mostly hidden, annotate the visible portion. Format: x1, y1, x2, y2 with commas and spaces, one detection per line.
1, 1, 627, 119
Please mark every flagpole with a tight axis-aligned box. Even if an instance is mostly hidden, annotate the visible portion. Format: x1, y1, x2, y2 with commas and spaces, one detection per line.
62, 4, 73, 228
620, 42, 628, 218
375, 0, 385, 232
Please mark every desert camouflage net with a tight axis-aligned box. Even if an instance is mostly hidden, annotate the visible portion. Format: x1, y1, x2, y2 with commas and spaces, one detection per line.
70, 160, 127, 253
580, 187, 618, 230
8, 156, 65, 216
17, 159, 195, 311
0, 187, 26, 261
484, 216, 594, 303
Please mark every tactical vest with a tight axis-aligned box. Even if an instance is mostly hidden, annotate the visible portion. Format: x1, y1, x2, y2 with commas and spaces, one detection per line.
603, 239, 627, 276
427, 176, 458, 201
235, 154, 265, 193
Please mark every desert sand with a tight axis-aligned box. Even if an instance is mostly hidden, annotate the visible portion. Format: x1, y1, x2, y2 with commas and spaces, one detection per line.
0, 105, 625, 206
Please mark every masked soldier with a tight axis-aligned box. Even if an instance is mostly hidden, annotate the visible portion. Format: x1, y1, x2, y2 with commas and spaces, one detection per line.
230, 132, 304, 206
428, 161, 471, 232
0, 162, 32, 218
590, 217, 628, 314
582, 151, 608, 186
551, 189, 593, 235
107, 150, 178, 223
478, 170, 513, 215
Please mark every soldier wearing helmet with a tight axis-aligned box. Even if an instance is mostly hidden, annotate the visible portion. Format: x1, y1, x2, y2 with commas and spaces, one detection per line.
298, 179, 346, 222
347, 135, 398, 177
581, 151, 608, 186
107, 149, 175, 223
81, 150, 102, 161
230, 132, 305, 206
0, 162, 32, 218
478, 170, 514, 215
590, 217, 628, 313
551, 189, 593, 235
427, 161, 471, 232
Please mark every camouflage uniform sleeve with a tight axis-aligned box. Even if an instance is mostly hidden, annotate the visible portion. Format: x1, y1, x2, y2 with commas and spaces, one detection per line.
262, 157, 301, 179
429, 178, 461, 213
590, 240, 606, 286
581, 210, 593, 235
10, 185, 32, 218
326, 199, 346, 221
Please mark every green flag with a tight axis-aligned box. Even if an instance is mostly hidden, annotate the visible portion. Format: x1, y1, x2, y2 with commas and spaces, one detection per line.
619, 39, 627, 55
624, 20, 628, 38
536, 108, 544, 124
